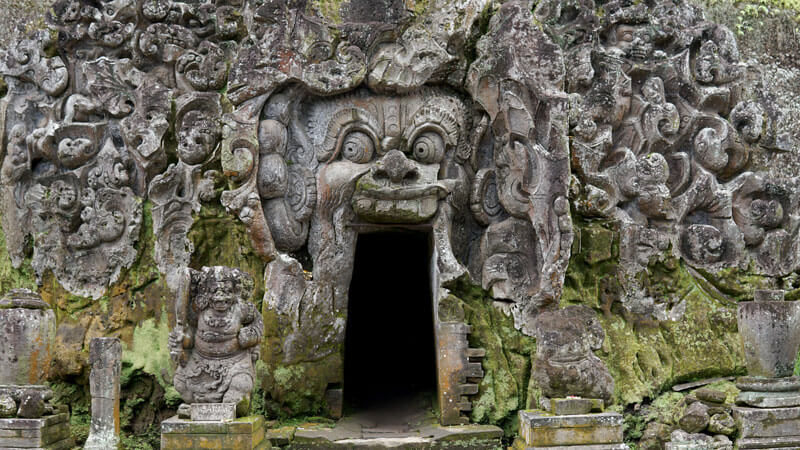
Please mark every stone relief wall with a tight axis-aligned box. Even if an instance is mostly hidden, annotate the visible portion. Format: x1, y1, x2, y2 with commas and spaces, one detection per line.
0, 0, 796, 445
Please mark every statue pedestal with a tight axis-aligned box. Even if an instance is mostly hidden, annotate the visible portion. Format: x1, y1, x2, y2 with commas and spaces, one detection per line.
516, 410, 629, 449
0, 412, 73, 450
161, 415, 271, 450
733, 406, 800, 449
732, 376, 800, 448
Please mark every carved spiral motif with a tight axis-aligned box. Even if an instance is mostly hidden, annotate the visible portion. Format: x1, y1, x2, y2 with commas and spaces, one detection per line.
470, 168, 504, 226
411, 131, 445, 164
341, 131, 374, 163
286, 166, 316, 222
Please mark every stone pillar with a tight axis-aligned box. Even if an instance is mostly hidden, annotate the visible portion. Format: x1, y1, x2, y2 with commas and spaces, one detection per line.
733, 289, 800, 449
84, 337, 121, 450
0, 288, 56, 385
0, 289, 73, 450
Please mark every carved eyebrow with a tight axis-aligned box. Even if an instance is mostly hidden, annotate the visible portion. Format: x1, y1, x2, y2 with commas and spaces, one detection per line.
318, 107, 381, 164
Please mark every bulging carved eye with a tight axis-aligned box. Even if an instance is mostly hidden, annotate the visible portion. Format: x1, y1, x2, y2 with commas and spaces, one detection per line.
411, 131, 444, 164
341, 131, 374, 163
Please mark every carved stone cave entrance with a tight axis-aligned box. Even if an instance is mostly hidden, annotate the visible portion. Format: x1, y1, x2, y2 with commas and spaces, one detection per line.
343, 230, 437, 415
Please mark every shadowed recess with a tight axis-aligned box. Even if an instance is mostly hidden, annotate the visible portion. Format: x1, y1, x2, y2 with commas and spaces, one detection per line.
344, 230, 437, 411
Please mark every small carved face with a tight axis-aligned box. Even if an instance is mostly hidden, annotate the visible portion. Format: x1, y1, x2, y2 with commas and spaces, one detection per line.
211, 280, 237, 312
641, 77, 665, 104
750, 198, 783, 229
178, 110, 220, 165
51, 179, 78, 211
683, 224, 724, 263
611, 25, 653, 60
694, 127, 728, 173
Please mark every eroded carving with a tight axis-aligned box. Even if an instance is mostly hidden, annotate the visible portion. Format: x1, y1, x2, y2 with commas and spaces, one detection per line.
169, 266, 263, 415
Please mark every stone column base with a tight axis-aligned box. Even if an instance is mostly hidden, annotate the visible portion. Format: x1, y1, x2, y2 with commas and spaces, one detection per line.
0, 413, 73, 450
733, 406, 800, 449
518, 410, 628, 449
161, 415, 271, 450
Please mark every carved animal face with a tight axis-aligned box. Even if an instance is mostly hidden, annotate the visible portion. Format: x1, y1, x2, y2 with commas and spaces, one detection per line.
289, 88, 472, 224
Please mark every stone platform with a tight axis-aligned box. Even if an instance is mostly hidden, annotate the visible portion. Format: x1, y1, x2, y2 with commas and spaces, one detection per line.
733, 406, 800, 449
161, 415, 271, 450
0, 412, 73, 450
517, 410, 628, 449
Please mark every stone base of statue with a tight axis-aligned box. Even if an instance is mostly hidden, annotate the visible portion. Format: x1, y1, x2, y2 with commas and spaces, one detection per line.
733, 405, 800, 449
732, 376, 800, 449
0, 411, 73, 450
161, 414, 271, 450
514, 408, 628, 449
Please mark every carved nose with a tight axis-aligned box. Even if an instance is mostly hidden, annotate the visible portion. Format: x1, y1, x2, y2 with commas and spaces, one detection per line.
375, 150, 418, 183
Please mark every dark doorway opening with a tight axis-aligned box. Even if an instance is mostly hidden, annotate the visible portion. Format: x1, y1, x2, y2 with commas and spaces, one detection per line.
344, 230, 437, 412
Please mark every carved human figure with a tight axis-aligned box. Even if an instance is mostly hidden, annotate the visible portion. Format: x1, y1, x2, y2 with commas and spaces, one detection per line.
531, 306, 614, 402
169, 266, 263, 415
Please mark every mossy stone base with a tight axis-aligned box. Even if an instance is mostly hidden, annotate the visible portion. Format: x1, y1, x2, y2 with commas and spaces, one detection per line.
0, 413, 74, 449
161, 415, 271, 449
519, 410, 625, 448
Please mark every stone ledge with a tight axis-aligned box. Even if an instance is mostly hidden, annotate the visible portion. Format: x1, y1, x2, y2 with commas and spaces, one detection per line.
161, 415, 268, 450
161, 415, 265, 434
737, 435, 800, 448
519, 410, 625, 447
524, 445, 629, 450
0, 436, 74, 450
0, 415, 68, 431
733, 406, 800, 438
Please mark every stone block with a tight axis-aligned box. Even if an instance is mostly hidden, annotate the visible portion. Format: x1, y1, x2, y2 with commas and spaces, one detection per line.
733, 406, 800, 438
737, 376, 800, 392
84, 337, 121, 450
190, 403, 236, 422
519, 410, 624, 447
161, 415, 270, 450
736, 390, 800, 408
0, 290, 56, 386
549, 398, 604, 416
737, 436, 800, 448
525, 445, 629, 449
0, 414, 73, 449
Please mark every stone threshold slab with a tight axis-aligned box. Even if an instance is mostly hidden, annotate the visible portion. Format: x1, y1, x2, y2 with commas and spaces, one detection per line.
290, 423, 503, 449
524, 445, 629, 449
0, 415, 68, 431
737, 435, 800, 449
0, 436, 74, 450
162, 415, 265, 434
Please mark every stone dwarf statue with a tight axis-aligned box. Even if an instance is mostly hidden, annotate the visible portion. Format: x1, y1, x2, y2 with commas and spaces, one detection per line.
168, 266, 263, 416
531, 305, 614, 405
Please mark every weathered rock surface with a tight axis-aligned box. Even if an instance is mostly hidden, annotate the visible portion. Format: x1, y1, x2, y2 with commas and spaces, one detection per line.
0, 0, 796, 447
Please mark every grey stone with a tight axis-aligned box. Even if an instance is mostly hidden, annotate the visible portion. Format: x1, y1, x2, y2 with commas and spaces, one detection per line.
519, 411, 624, 447
549, 398, 603, 416
639, 422, 672, 450
16, 389, 45, 419
738, 299, 800, 378
736, 390, 800, 408
666, 430, 732, 450
190, 403, 236, 422
531, 307, 614, 402
0, 395, 16, 418
169, 267, 263, 417
0, 290, 56, 386
733, 406, 800, 438
678, 401, 709, 433
737, 436, 800, 449
84, 337, 121, 450
754, 289, 786, 302
707, 412, 736, 436
737, 376, 800, 392
694, 388, 727, 404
